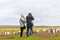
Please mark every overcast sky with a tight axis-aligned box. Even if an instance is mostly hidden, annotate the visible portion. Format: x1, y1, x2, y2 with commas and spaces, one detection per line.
0, 0, 60, 26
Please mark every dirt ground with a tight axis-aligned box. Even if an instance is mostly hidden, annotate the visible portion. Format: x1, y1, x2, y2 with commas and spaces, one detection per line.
32, 32, 56, 38
15, 32, 57, 38
0, 32, 57, 38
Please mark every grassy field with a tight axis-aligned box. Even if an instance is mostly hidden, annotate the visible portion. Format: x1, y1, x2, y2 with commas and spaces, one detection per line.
0, 26, 60, 40
0, 36, 60, 40
0, 36, 40, 40
0, 26, 45, 35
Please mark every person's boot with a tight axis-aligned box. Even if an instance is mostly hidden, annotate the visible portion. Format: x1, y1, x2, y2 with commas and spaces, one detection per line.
26, 32, 29, 37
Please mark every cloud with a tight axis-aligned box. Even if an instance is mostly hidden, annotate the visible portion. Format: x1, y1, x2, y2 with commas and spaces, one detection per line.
0, 0, 60, 26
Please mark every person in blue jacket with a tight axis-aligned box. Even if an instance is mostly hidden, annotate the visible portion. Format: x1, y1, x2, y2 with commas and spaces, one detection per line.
26, 13, 34, 36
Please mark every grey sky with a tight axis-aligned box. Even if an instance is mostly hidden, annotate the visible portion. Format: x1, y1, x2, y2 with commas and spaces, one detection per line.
0, 0, 60, 26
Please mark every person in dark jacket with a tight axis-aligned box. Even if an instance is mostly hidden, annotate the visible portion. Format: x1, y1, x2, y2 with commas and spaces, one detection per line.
26, 13, 34, 36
